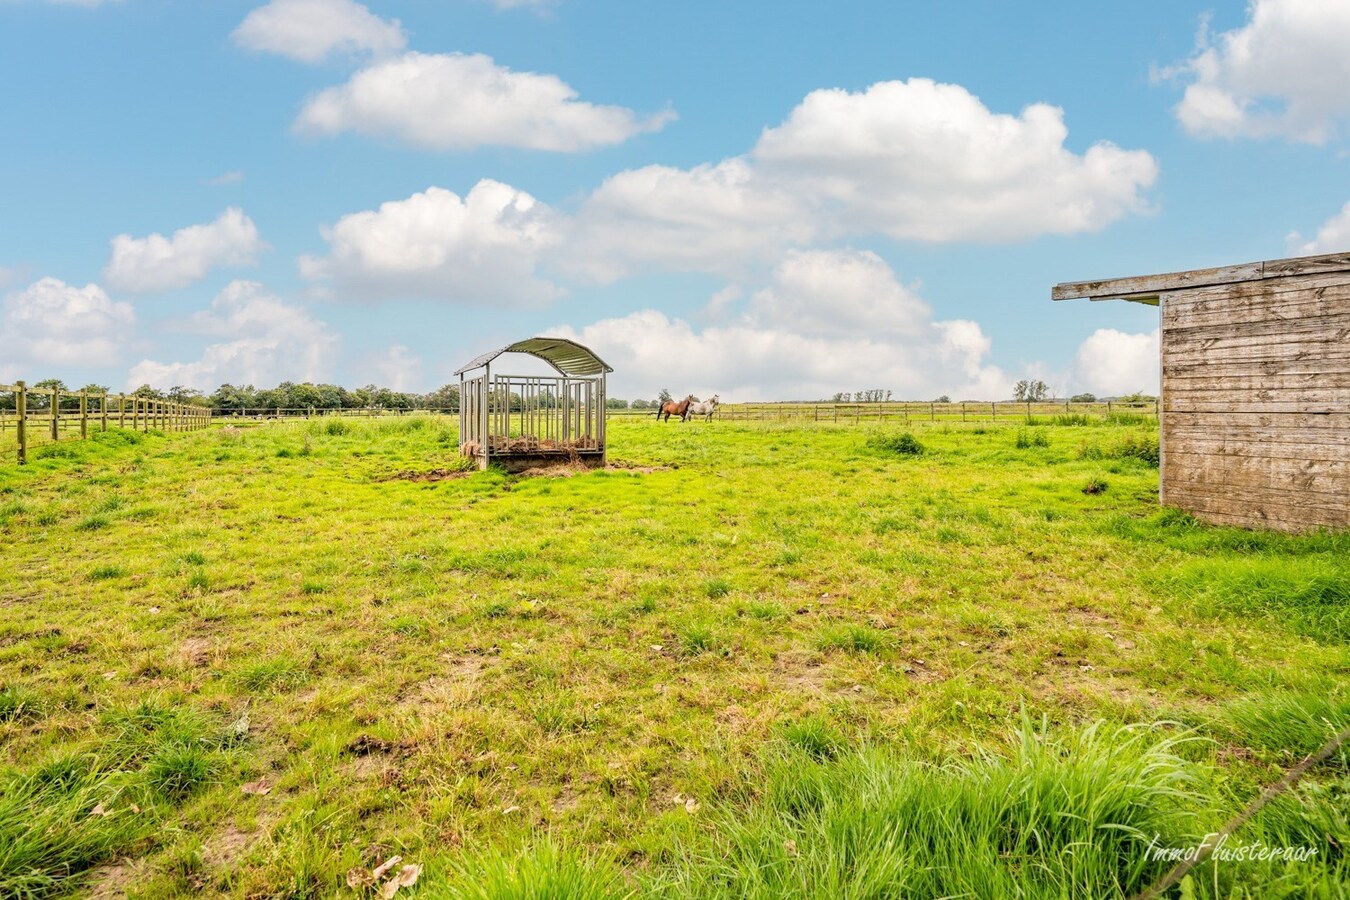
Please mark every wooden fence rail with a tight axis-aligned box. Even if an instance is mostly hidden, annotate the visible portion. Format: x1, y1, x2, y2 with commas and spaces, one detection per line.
611, 399, 1159, 423
207, 400, 1159, 424
0, 381, 210, 465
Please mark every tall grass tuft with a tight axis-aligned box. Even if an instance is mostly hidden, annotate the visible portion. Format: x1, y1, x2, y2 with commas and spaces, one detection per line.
1220, 690, 1350, 768
1, 699, 242, 897
438, 841, 634, 899
1157, 557, 1350, 644
0, 684, 44, 723
1015, 428, 1050, 449
0, 757, 151, 899
779, 716, 846, 761
815, 623, 890, 654
1077, 431, 1159, 466
867, 432, 925, 456
656, 717, 1208, 898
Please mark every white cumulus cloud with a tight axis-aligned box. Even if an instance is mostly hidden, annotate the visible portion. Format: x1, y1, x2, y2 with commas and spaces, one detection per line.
1165, 0, 1350, 143
2, 278, 135, 371
205, 170, 244, 186
368, 343, 423, 393
746, 248, 929, 337
103, 208, 265, 293
485, 0, 552, 9
299, 180, 564, 305
755, 79, 1158, 242
554, 248, 1011, 402
1288, 201, 1350, 255
564, 159, 813, 282
1071, 328, 1159, 397
127, 281, 338, 391
232, 0, 406, 64
295, 51, 674, 152
565, 78, 1156, 280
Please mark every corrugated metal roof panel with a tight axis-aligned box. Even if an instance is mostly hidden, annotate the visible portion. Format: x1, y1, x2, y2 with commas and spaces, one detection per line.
454, 337, 613, 376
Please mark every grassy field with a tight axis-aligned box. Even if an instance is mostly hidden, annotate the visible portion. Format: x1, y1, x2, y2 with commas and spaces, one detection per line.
1, 416, 1347, 898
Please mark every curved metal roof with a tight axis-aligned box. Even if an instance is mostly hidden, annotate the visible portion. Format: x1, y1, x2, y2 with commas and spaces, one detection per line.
454, 337, 613, 377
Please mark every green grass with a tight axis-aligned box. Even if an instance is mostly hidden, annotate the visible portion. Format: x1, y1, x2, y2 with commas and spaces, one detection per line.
657, 716, 1210, 898
0, 415, 1346, 896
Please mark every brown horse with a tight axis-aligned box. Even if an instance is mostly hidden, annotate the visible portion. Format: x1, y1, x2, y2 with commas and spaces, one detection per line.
656, 395, 694, 422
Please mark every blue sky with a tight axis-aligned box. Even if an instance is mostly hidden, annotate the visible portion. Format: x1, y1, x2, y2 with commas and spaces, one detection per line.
2, 0, 1348, 401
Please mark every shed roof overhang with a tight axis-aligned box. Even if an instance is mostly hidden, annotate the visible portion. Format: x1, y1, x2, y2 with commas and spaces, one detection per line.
454, 337, 614, 377
1051, 251, 1350, 306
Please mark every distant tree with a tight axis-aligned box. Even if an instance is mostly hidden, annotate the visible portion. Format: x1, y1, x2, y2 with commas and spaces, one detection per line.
289, 383, 323, 410
423, 384, 460, 411
1013, 379, 1049, 402
167, 385, 204, 405
1069, 392, 1096, 403
78, 383, 110, 396
252, 387, 279, 410
831, 392, 847, 403
605, 398, 629, 409
25, 379, 65, 409
658, 388, 673, 405
631, 399, 650, 409
314, 384, 343, 409
1117, 391, 1155, 405
210, 383, 256, 413
132, 384, 166, 400
934, 395, 951, 403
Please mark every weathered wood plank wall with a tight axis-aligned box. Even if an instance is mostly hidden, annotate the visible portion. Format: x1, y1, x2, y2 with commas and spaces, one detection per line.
1160, 272, 1350, 531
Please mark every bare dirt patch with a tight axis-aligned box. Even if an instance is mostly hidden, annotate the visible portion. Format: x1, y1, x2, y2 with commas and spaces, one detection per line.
345, 734, 396, 756
386, 468, 474, 483
398, 655, 487, 710
606, 459, 672, 474
201, 824, 257, 870
178, 637, 212, 667
516, 460, 672, 478
773, 649, 831, 693
86, 860, 145, 899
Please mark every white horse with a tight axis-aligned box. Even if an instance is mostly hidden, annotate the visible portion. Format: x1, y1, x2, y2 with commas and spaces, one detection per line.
687, 394, 720, 421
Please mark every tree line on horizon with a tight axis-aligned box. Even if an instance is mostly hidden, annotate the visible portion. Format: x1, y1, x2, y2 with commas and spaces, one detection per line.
1, 379, 1155, 413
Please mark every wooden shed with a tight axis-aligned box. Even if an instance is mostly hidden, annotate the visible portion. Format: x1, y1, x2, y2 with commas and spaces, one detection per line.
1053, 251, 1350, 532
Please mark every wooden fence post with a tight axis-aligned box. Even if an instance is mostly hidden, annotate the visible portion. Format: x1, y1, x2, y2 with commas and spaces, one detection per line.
79, 391, 88, 439
50, 389, 59, 441
100, 393, 108, 431
15, 381, 26, 465
118, 394, 125, 429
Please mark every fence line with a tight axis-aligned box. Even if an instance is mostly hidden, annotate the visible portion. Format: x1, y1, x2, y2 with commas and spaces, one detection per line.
0, 381, 211, 465
205, 400, 1159, 424
611, 399, 1159, 423
211, 407, 457, 419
